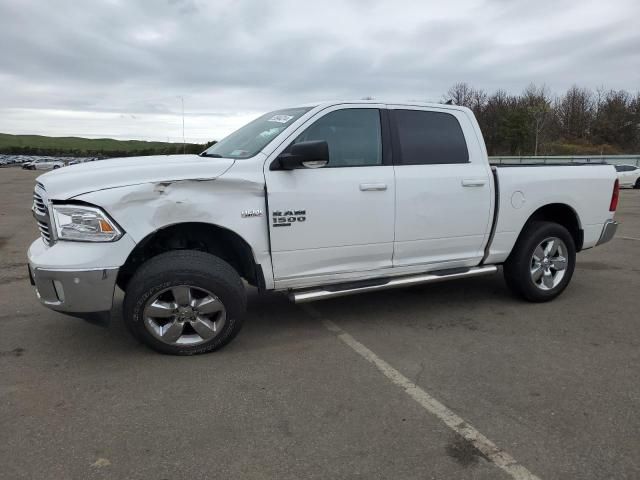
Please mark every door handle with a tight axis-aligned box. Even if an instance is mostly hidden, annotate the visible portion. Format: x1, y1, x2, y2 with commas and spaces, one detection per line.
461, 178, 486, 187
359, 183, 388, 191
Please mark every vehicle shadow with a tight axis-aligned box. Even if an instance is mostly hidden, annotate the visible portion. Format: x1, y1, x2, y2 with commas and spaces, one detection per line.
103, 272, 518, 354
291, 272, 518, 330
33, 266, 591, 362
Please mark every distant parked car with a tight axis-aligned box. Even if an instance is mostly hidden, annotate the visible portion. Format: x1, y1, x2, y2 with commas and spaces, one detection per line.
22, 159, 65, 170
614, 164, 640, 188
68, 158, 96, 166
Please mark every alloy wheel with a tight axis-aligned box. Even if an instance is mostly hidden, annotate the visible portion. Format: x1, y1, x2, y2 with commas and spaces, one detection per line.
143, 285, 227, 346
530, 237, 568, 290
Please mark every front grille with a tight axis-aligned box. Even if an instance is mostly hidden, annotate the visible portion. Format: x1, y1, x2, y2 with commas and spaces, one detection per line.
37, 219, 52, 245
33, 192, 46, 216
33, 186, 53, 246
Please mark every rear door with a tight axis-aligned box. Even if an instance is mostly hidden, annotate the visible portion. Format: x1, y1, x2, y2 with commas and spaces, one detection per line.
389, 106, 493, 268
264, 105, 395, 285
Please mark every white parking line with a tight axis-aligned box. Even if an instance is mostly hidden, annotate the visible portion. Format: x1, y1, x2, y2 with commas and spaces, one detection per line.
619, 236, 640, 241
301, 304, 540, 480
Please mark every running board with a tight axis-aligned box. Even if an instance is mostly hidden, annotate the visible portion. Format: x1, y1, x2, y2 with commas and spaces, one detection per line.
290, 265, 498, 303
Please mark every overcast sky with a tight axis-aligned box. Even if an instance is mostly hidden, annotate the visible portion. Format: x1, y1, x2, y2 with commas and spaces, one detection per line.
0, 0, 638, 142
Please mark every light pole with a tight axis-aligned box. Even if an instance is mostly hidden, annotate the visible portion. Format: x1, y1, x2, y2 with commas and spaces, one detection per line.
179, 96, 185, 154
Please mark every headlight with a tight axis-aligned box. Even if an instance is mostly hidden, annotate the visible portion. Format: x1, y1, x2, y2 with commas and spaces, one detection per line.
51, 204, 123, 242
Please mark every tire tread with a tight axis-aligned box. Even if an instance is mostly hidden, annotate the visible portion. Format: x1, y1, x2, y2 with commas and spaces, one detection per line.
503, 221, 576, 303
123, 250, 246, 355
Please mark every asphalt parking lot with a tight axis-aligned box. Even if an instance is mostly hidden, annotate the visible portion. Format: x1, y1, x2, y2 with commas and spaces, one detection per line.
1, 168, 639, 480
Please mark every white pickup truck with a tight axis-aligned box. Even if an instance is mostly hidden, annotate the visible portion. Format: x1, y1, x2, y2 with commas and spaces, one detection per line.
27, 101, 619, 355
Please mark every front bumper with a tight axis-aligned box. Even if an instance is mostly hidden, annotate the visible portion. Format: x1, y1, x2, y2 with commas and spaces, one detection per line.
596, 220, 619, 246
27, 235, 135, 323
28, 264, 118, 321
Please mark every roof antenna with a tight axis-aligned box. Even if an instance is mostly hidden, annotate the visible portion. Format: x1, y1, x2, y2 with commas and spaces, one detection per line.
444, 99, 454, 105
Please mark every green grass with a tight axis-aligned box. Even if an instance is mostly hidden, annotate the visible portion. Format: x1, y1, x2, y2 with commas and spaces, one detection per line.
0, 133, 208, 157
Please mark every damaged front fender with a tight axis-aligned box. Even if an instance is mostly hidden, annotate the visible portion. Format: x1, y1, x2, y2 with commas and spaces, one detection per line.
72, 160, 274, 288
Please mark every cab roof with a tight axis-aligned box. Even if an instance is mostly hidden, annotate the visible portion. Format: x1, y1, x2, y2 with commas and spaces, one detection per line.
294, 99, 470, 113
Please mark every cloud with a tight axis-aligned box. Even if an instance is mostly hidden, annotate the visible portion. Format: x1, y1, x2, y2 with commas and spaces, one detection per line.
0, 0, 638, 141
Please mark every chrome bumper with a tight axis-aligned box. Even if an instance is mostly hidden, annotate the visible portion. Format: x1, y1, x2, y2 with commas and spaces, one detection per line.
27, 233, 135, 324
596, 220, 619, 246
29, 265, 118, 323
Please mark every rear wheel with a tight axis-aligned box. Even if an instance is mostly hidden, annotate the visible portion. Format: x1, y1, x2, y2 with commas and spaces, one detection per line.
123, 250, 246, 355
503, 221, 576, 302
634, 178, 640, 189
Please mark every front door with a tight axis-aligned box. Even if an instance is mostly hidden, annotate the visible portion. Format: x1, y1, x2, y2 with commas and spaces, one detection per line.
264, 106, 395, 286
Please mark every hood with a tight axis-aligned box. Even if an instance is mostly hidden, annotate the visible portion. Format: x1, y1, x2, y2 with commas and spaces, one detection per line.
37, 154, 235, 199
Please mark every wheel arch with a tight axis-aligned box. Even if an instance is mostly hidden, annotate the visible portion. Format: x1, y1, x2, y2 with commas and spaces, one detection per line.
523, 203, 583, 251
116, 222, 265, 291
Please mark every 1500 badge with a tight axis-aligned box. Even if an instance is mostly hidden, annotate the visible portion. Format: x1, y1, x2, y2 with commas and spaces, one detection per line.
273, 210, 306, 227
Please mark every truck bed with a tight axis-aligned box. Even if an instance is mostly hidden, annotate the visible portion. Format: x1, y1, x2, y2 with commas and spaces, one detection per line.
483, 163, 617, 264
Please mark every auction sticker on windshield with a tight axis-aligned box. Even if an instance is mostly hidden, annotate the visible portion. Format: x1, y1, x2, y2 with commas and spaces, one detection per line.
268, 115, 294, 123
229, 149, 249, 156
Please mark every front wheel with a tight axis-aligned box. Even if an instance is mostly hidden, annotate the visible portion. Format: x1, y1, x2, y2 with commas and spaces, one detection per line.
123, 250, 247, 355
634, 178, 640, 189
503, 221, 576, 302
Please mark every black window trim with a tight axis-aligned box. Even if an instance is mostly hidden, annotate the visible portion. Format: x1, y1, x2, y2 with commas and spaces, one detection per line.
270, 107, 392, 170
388, 108, 471, 166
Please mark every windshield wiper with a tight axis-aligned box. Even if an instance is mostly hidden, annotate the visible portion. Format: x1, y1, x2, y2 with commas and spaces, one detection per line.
200, 152, 223, 158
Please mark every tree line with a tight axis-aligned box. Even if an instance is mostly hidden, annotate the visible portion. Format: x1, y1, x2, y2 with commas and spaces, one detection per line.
445, 83, 640, 156
0, 141, 217, 158
3, 86, 639, 158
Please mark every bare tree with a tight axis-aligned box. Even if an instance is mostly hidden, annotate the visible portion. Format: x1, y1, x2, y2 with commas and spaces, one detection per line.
439, 83, 639, 155
445, 82, 475, 107
593, 89, 636, 149
445, 83, 488, 124
554, 85, 594, 140
522, 84, 551, 155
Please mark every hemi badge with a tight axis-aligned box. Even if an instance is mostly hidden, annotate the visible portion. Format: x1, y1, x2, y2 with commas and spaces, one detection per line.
241, 210, 263, 218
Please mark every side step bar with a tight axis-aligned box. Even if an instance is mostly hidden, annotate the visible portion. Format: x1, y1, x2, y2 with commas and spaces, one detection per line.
290, 265, 498, 304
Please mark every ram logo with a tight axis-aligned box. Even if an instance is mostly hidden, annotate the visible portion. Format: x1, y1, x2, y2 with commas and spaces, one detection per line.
272, 209, 306, 227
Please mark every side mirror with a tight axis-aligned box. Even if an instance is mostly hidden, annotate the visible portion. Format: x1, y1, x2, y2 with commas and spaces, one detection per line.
270, 140, 329, 170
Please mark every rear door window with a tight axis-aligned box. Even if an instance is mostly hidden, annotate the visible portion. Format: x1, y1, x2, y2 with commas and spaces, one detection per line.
391, 110, 469, 165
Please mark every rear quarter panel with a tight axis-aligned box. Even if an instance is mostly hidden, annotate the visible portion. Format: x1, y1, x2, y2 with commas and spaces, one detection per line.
485, 164, 617, 264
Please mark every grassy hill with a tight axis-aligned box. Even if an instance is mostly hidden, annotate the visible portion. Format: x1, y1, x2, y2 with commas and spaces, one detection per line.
0, 133, 213, 157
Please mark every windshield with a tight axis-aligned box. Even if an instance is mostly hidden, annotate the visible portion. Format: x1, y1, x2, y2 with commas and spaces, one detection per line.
202, 107, 314, 159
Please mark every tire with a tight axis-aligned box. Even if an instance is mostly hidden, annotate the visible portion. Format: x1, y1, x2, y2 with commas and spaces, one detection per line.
123, 250, 246, 355
53, 165, 60, 169
503, 221, 576, 302
634, 178, 640, 189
